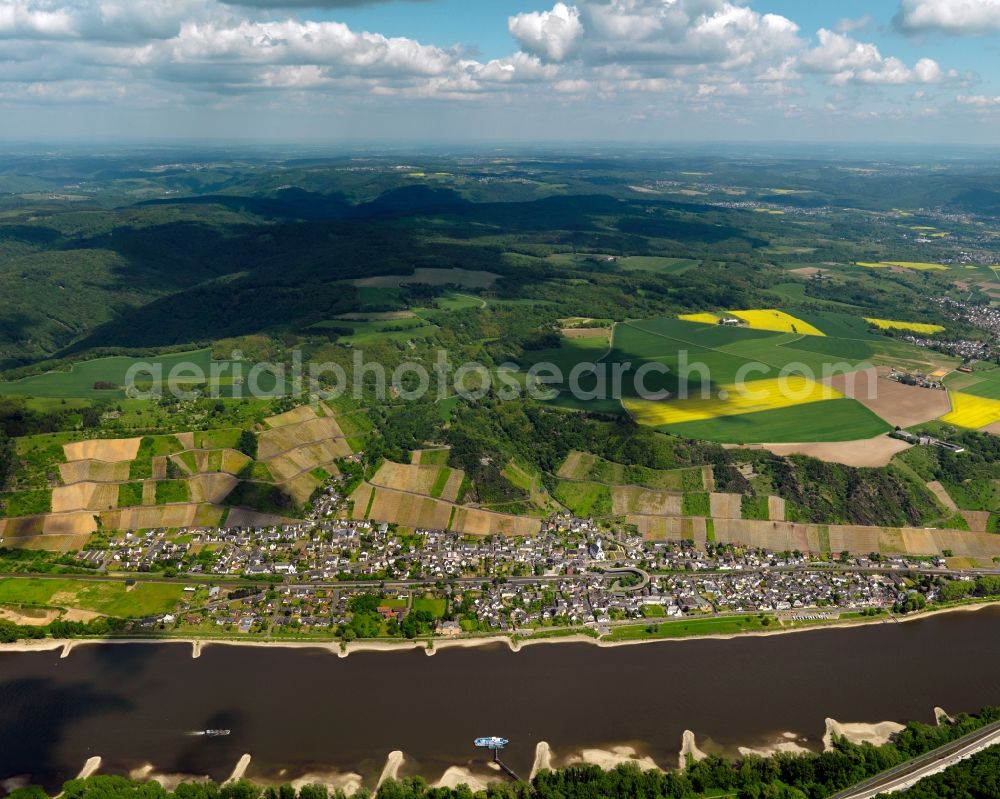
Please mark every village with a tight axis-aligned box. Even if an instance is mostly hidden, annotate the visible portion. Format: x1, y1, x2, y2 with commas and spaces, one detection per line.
935, 295, 1000, 346
69, 481, 975, 641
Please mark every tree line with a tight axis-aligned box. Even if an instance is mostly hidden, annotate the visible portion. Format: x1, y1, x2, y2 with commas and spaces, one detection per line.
0, 615, 127, 644
7, 708, 999, 799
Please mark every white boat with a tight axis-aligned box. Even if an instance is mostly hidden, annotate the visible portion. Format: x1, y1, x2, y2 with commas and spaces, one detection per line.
474, 736, 508, 750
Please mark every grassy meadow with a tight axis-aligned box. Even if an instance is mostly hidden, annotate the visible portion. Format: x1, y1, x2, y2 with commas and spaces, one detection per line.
0, 577, 187, 618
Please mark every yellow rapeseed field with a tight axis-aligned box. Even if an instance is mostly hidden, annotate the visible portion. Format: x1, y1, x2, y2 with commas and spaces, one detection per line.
624, 375, 842, 426
855, 261, 947, 271
678, 312, 722, 325
865, 318, 945, 334
940, 392, 1000, 429
728, 309, 826, 336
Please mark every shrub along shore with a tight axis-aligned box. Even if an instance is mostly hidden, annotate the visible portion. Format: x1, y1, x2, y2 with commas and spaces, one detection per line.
8, 706, 1000, 799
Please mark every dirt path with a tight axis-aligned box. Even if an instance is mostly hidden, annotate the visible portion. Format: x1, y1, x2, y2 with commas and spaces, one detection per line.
737, 436, 912, 468
926, 481, 958, 513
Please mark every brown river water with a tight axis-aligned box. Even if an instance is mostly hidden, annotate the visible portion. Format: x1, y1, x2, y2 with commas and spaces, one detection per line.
2, 607, 1000, 792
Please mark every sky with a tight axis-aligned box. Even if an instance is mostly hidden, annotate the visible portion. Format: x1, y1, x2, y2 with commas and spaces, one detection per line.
3, 0, 1000, 144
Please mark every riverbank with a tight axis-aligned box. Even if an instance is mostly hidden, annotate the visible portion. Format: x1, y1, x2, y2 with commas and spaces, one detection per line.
3, 617, 1000, 797
1, 600, 997, 658
41, 717, 966, 798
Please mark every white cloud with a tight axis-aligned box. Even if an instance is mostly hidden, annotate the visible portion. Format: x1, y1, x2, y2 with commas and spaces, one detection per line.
508, 2, 582, 62
468, 52, 559, 84
758, 57, 799, 82
552, 78, 590, 93
83, 1, 207, 42
0, 1, 74, 39
511, 0, 801, 70
896, 0, 1000, 34
0, 0, 977, 140
835, 15, 874, 34
168, 20, 456, 77
222, 0, 427, 6
957, 93, 1000, 105
0, 0, 207, 42
801, 29, 951, 85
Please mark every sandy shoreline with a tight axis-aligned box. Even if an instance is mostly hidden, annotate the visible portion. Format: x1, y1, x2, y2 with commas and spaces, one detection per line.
823, 719, 904, 750
679, 731, 707, 769
224, 754, 251, 785
51, 716, 933, 796
375, 751, 404, 790
0, 601, 995, 658
530, 742, 552, 779
76, 757, 101, 780
738, 732, 812, 759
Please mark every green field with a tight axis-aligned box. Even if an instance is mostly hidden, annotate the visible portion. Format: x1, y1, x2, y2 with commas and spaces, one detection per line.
545, 254, 698, 274
521, 334, 612, 376
0, 577, 187, 618
553, 481, 613, 517
193, 429, 242, 449
954, 368, 1000, 400
239, 461, 274, 481
414, 448, 450, 466
0, 349, 288, 400
522, 311, 939, 442
0, 350, 213, 399
356, 286, 408, 309
434, 395, 462, 421
615, 256, 699, 273
117, 482, 144, 508
0, 489, 52, 518
155, 479, 190, 505
545, 392, 626, 416
429, 468, 451, 499
682, 492, 710, 517
560, 452, 702, 491
661, 398, 891, 444
424, 292, 486, 312
606, 614, 771, 641
129, 435, 185, 479
411, 596, 447, 618
741, 495, 770, 520
311, 317, 437, 346
503, 460, 538, 492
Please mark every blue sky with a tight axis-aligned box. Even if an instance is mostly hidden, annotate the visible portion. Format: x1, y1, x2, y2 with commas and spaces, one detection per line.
2, 0, 1000, 143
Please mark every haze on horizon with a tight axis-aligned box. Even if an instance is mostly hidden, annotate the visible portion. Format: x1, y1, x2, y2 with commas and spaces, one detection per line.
3, 0, 1000, 144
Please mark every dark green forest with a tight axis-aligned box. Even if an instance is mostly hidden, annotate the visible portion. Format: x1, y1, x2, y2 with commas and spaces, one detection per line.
0, 151, 991, 370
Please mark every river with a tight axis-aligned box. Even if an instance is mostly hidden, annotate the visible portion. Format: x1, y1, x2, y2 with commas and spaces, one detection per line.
2, 607, 1000, 792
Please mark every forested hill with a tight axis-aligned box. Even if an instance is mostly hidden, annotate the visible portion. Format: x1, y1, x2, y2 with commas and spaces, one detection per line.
0, 163, 770, 369
2, 150, 990, 370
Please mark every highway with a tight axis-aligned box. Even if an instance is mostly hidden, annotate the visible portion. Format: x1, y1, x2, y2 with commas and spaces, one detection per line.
829, 720, 1000, 799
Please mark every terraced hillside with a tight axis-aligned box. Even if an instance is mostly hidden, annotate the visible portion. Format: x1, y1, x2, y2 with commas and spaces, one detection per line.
349, 457, 541, 536
0, 403, 353, 549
